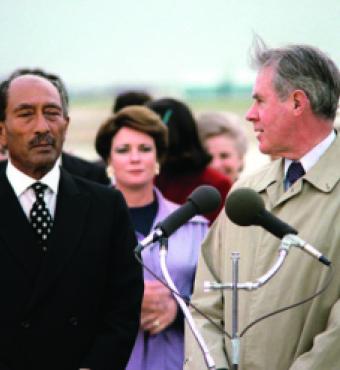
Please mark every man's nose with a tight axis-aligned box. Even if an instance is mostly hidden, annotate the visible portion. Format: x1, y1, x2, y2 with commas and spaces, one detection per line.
245, 104, 258, 122
34, 112, 50, 132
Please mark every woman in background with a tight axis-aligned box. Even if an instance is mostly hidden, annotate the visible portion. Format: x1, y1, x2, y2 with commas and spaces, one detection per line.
147, 98, 232, 223
95, 105, 208, 370
196, 111, 248, 182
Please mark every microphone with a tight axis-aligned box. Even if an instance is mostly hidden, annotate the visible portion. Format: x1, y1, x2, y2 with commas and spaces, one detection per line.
135, 185, 222, 253
225, 187, 330, 266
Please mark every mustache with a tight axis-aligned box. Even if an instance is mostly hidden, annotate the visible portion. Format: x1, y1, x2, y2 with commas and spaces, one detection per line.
29, 133, 56, 148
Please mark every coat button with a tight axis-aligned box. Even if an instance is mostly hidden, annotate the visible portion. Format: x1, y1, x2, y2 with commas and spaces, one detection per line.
21, 320, 31, 329
69, 316, 78, 326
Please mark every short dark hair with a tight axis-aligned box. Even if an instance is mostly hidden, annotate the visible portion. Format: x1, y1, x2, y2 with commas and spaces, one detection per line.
250, 38, 340, 121
0, 68, 69, 121
113, 90, 152, 113
95, 105, 168, 163
147, 98, 211, 173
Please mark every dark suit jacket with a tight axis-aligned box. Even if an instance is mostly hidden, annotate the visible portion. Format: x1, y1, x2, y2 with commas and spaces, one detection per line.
62, 152, 110, 185
0, 168, 143, 370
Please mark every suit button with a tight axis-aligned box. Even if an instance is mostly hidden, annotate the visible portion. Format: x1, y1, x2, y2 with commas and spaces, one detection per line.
69, 316, 78, 326
21, 320, 31, 329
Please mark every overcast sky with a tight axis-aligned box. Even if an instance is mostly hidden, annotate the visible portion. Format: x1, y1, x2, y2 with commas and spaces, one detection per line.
0, 0, 339, 89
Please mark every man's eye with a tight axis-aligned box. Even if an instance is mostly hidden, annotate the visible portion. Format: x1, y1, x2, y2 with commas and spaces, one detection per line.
18, 111, 32, 117
46, 110, 60, 116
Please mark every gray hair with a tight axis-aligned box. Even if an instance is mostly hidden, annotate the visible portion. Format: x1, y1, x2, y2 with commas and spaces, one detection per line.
196, 111, 248, 157
250, 37, 340, 121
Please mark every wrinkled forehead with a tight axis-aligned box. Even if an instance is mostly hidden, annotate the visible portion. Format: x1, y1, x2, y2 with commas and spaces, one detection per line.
7, 75, 62, 108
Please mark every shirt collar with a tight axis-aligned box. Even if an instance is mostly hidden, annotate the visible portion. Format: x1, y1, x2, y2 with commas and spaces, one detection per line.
6, 159, 61, 197
284, 130, 336, 175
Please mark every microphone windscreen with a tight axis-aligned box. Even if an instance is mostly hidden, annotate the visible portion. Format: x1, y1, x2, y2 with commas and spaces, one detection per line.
160, 185, 222, 237
225, 187, 298, 239
225, 187, 264, 226
188, 185, 222, 214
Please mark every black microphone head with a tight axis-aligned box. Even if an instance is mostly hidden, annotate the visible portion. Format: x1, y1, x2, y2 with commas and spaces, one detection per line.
188, 185, 222, 215
225, 187, 265, 226
225, 187, 298, 239
159, 185, 221, 238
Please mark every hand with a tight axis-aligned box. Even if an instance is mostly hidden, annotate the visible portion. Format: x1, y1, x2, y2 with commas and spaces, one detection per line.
141, 280, 178, 335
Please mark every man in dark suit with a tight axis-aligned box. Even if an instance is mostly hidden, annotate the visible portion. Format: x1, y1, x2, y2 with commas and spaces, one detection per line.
0, 68, 143, 370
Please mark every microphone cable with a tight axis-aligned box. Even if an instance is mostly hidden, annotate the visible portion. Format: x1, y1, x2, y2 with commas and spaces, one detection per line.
134, 249, 333, 366
134, 249, 233, 367
239, 264, 334, 337
134, 249, 231, 339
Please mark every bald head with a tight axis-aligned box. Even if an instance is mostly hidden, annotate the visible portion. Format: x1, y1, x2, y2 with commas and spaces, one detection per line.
0, 68, 69, 122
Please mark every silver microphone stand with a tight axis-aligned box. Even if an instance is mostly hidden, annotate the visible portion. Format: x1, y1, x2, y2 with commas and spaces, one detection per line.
158, 237, 216, 370
204, 235, 293, 370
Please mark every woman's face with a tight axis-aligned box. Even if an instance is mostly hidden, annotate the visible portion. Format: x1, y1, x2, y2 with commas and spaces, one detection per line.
205, 134, 243, 182
109, 126, 157, 190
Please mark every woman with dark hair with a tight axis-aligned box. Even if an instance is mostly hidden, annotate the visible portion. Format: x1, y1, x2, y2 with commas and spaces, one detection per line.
95, 105, 208, 370
147, 98, 232, 223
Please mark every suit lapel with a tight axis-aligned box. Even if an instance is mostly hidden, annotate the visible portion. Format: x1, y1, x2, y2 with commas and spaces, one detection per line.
27, 169, 91, 309
0, 171, 41, 279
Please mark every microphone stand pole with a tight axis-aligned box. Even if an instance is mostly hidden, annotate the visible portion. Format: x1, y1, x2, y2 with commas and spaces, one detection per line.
204, 239, 292, 370
231, 252, 240, 370
158, 237, 216, 370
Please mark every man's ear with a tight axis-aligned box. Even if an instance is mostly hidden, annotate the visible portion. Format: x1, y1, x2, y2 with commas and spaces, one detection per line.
0, 122, 7, 147
61, 116, 70, 142
291, 90, 309, 116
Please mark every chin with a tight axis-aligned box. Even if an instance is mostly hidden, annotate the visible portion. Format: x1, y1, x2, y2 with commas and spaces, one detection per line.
33, 154, 58, 169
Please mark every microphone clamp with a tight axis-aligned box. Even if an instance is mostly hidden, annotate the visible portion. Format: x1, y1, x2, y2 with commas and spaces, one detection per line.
281, 234, 331, 266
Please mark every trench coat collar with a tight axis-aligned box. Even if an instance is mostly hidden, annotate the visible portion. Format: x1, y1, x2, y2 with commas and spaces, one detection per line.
248, 135, 340, 206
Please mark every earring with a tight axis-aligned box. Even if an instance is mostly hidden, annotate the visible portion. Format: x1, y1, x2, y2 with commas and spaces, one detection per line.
155, 162, 160, 176
106, 165, 116, 185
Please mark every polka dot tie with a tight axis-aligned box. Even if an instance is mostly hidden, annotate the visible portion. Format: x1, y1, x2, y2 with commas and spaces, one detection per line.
30, 182, 53, 243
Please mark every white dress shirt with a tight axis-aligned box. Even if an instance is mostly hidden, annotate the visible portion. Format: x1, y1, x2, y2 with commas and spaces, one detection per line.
284, 130, 336, 177
6, 160, 60, 219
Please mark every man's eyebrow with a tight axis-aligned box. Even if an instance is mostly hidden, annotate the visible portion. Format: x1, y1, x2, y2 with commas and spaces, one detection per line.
44, 103, 63, 111
13, 103, 62, 113
13, 103, 34, 113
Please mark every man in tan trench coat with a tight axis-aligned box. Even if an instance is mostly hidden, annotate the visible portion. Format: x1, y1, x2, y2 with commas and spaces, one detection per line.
185, 40, 340, 370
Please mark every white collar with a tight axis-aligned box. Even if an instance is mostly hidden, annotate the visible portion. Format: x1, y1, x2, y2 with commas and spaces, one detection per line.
284, 130, 336, 175
6, 159, 60, 197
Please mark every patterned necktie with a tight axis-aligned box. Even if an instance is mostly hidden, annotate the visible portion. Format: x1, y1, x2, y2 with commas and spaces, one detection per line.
286, 161, 305, 187
30, 182, 53, 243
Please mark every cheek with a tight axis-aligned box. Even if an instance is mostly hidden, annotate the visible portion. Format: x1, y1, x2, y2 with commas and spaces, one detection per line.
109, 155, 126, 174
146, 156, 157, 171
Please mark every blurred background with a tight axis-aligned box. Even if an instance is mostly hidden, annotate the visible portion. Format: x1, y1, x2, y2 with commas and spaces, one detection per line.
0, 0, 339, 177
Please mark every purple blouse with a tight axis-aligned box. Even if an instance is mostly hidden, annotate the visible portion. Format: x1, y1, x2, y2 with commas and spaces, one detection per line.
126, 188, 209, 370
